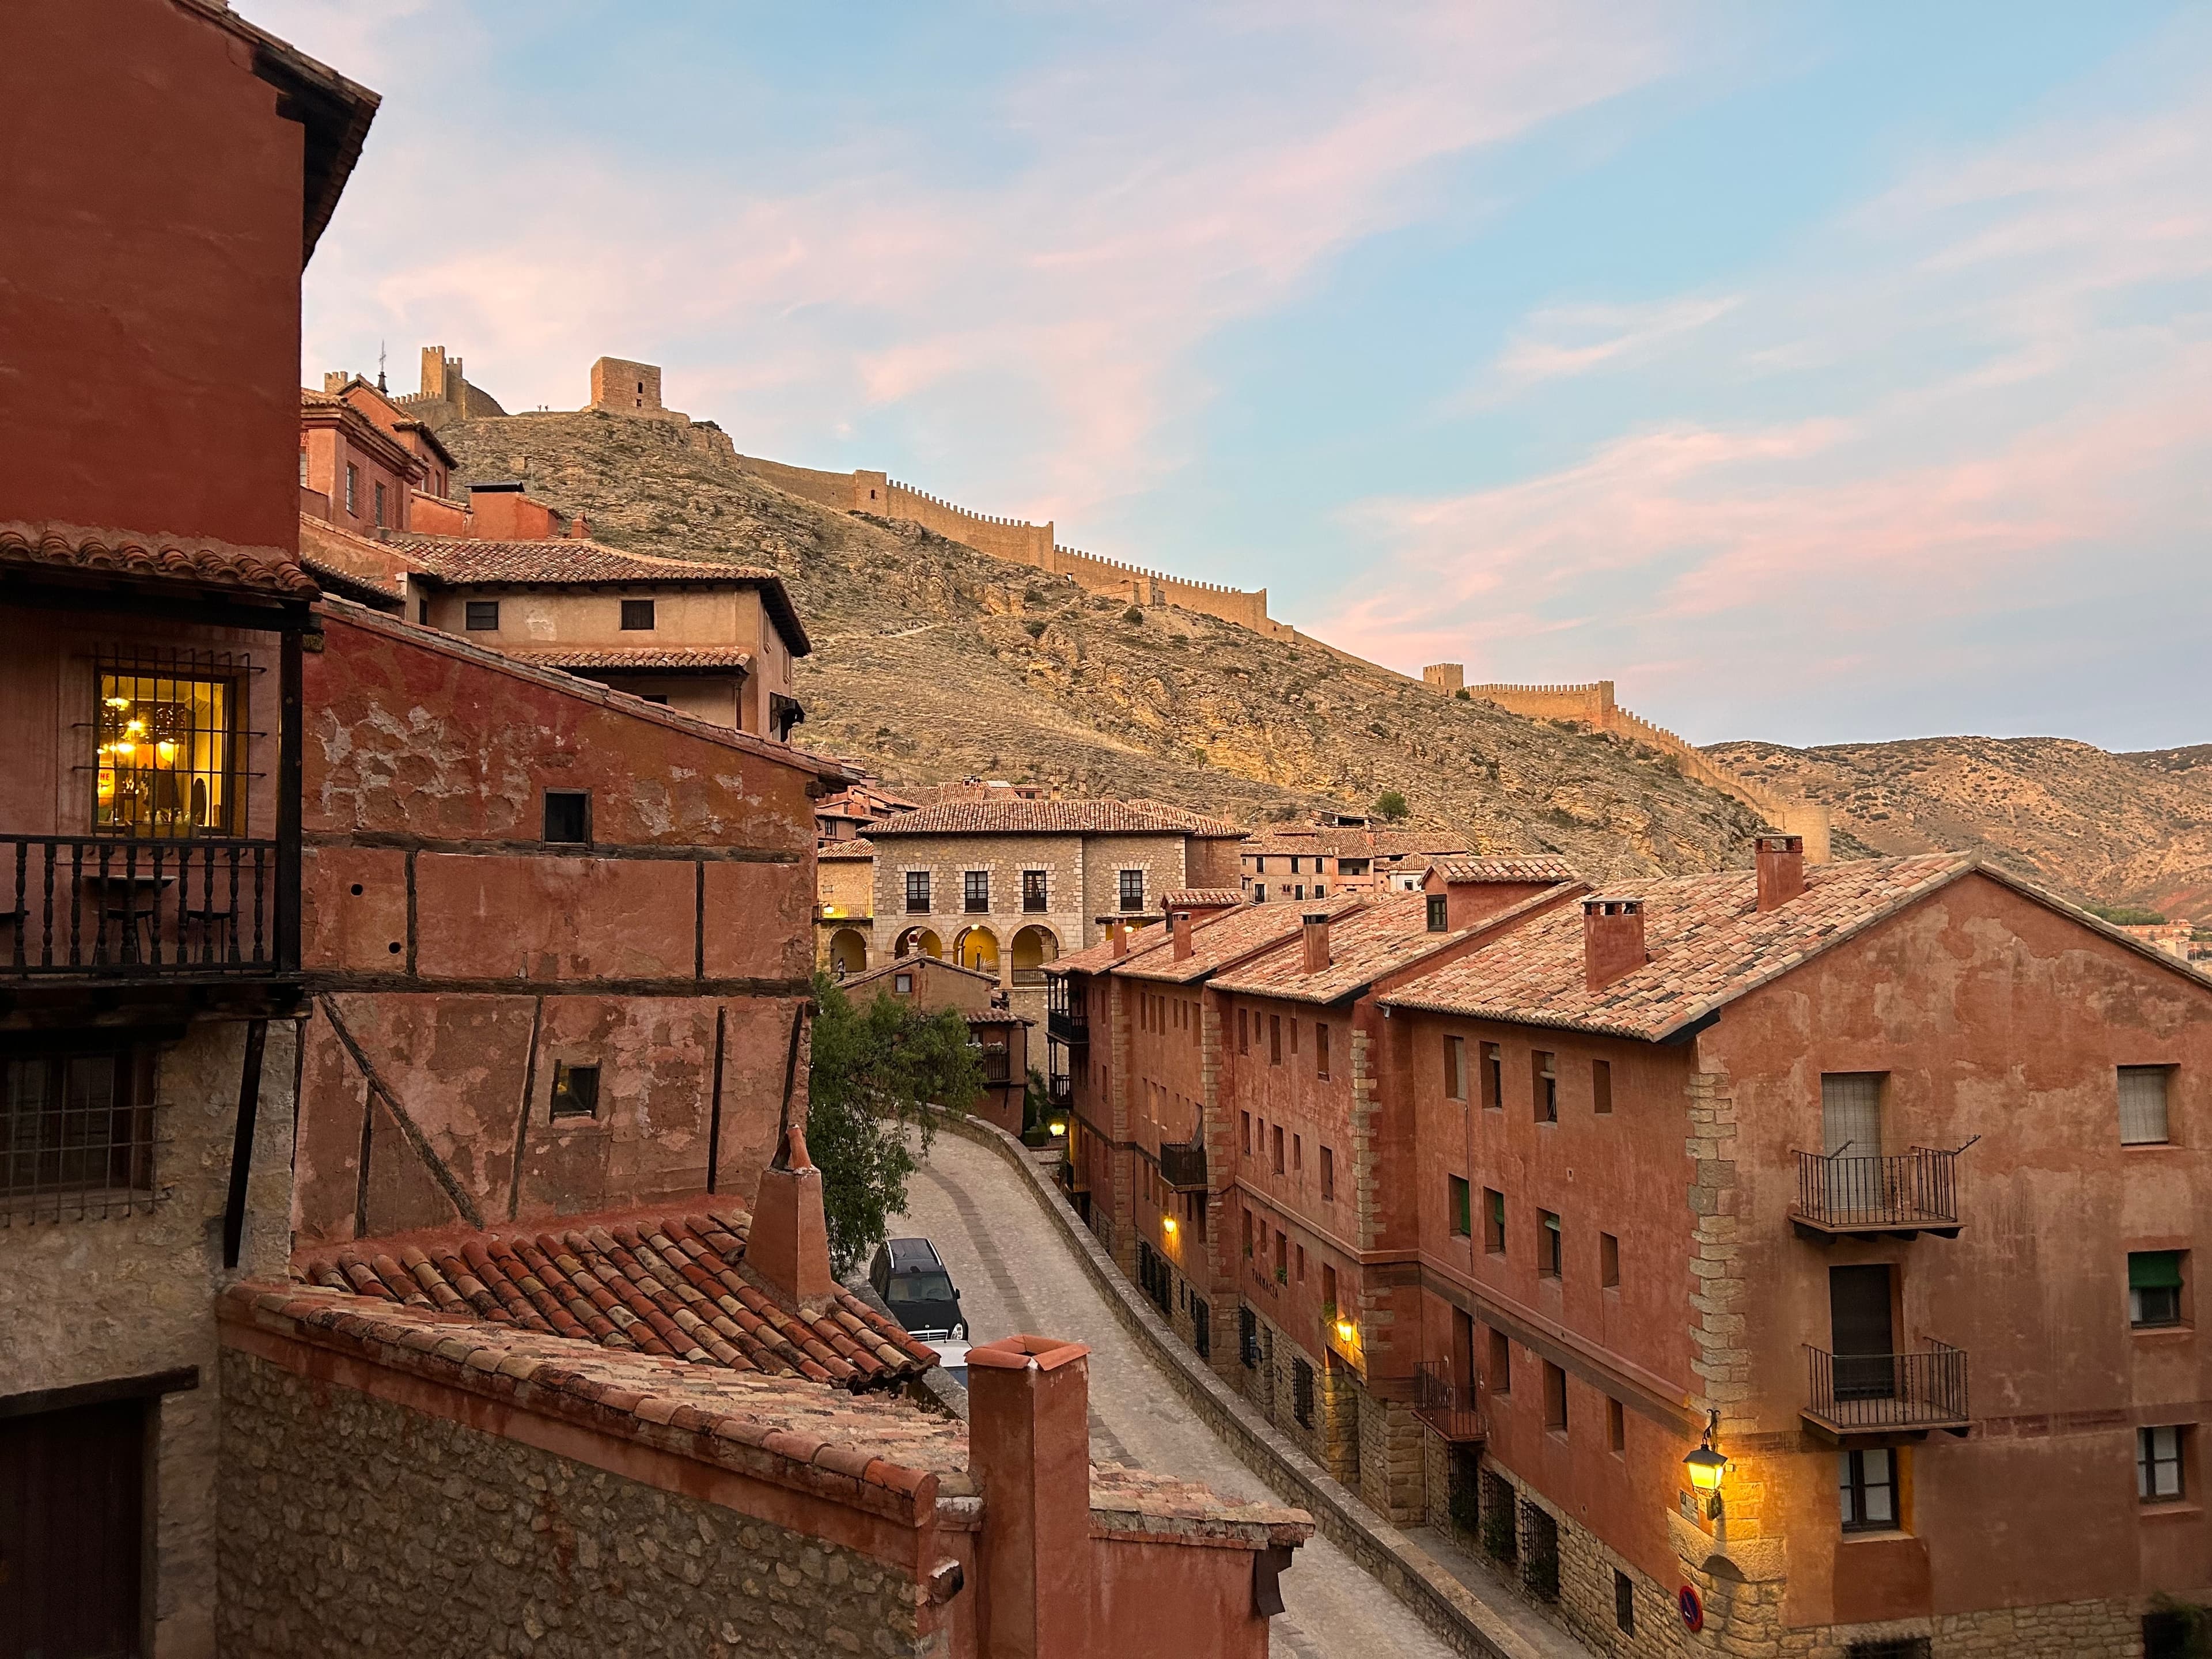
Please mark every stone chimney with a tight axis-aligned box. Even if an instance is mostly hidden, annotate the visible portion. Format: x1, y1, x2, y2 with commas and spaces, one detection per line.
1109, 921, 1128, 959
1302, 911, 1332, 975
1582, 898, 1646, 993
746, 1120, 834, 1308
1755, 833, 1806, 912
968, 1335, 1095, 1658
1171, 910, 1194, 961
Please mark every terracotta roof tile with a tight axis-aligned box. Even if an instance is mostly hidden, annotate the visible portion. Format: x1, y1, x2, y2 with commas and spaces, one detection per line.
1052, 919, 1175, 976
294, 1203, 938, 1392
817, 838, 876, 861
870, 798, 1249, 838
388, 535, 779, 586
504, 646, 755, 672
1380, 854, 1976, 1039
1210, 892, 1486, 1004
1116, 892, 1366, 987
0, 522, 319, 600
1161, 889, 1245, 911
1429, 856, 1582, 884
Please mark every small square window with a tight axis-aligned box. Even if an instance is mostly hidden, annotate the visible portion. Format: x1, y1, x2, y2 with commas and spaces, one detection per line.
543, 790, 590, 844
893, 972, 913, 994
2140, 1425, 2188, 1503
550, 1060, 600, 1120
465, 600, 500, 631
2121, 1066, 2173, 1146
620, 599, 656, 630
2131, 1250, 2186, 1328
1600, 1231, 1620, 1289
1448, 1175, 1471, 1237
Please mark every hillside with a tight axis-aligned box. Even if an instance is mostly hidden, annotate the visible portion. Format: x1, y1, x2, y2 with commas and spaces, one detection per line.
1708, 736, 2212, 916
433, 410, 1782, 883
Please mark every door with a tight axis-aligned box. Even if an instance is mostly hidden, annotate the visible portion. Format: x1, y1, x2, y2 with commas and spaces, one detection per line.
0, 1397, 146, 1658
1821, 1073, 1884, 1219
1830, 1264, 1895, 1400
1452, 1307, 1476, 1402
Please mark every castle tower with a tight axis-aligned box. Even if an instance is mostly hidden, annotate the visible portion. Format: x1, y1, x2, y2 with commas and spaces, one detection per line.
590, 356, 663, 415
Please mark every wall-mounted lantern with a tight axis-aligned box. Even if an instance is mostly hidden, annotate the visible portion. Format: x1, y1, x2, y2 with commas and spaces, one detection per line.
1683, 1410, 1729, 1520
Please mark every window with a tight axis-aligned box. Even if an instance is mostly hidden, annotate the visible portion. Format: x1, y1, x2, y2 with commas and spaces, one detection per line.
1118, 869, 1145, 912
1240, 1305, 1260, 1369
1292, 1133, 1302, 1173
1237, 1008, 1249, 1055
1316, 1022, 1330, 1081
1293, 1358, 1316, 1428
1607, 1396, 1626, 1456
1845, 1643, 1929, 1659
464, 600, 500, 631
620, 599, 656, 631
542, 790, 590, 844
1, 1050, 153, 1220
1321, 1263, 1338, 1318
1293, 885, 1305, 901
2131, 1251, 2186, 1328
1444, 1036, 1467, 1102
1272, 1125, 1285, 1175
1320, 1146, 1335, 1202
1593, 1058, 1612, 1115
2146, 1613, 2195, 1659
893, 972, 913, 994
964, 870, 990, 912
1613, 1569, 1634, 1636
2140, 1426, 2187, 1503
1427, 894, 1449, 932
1838, 1448, 1897, 1531
1289, 857, 1301, 875
1520, 1501, 1559, 1600
1448, 1175, 1472, 1237
345, 461, 359, 514
1533, 1051, 1558, 1122
1488, 1328, 1511, 1393
1484, 1187, 1506, 1254
1313, 883, 1326, 898
2121, 1066, 2173, 1145
1823, 1071, 1884, 1158
93, 656, 241, 837
1289, 1020, 1298, 1056
1270, 1014, 1282, 1065
1481, 1042, 1503, 1110
373, 480, 387, 527
1022, 870, 1048, 911
549, 1060, 600, 1120
905, 871, 931, 914
1541, 1361, 1567, 1432
1241, 1111, 1252, 1154
1296, 1244, 1305, 1282
1539, 1211, 1562, 1278
1274, 1229, 1287, 1281
1600, 1232, 1621, 1289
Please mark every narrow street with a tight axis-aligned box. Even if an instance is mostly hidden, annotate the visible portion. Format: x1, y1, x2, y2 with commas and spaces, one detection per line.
886, 1129, 1463, 1659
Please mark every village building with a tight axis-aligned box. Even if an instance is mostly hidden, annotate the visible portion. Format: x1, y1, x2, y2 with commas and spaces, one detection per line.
1241, 817, 1472, 905
838, 955, 1035, 1137
818, 836, 878, 975
866, 797, 1247, 1023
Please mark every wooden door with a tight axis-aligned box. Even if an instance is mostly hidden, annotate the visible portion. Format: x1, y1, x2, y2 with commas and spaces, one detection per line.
1830, 1264, 1895, 1400
0, 1398, 145, 1658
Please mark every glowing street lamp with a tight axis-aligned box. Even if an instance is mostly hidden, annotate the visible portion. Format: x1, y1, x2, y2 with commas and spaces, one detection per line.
1683, 1410, 1729, 1520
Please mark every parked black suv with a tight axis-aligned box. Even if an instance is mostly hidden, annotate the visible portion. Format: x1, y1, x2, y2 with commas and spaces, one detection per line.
869, 1236, 967, 1342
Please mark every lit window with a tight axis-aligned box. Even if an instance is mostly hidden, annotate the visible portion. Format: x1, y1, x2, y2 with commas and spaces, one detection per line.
94, 659, 240, 838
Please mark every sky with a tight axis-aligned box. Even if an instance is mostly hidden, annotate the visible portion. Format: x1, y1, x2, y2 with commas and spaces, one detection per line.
268, 0, 2212, 751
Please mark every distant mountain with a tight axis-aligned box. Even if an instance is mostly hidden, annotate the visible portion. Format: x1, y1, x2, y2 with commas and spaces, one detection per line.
433, 410, 1781, 885
1707, 735, 2212, 918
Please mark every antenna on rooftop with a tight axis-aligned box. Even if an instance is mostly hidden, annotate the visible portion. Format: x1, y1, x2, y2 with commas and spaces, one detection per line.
377, 340, 388, 392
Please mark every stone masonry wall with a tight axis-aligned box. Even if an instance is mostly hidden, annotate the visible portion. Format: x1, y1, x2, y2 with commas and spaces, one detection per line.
217, 1349, 930, 1659
0, 1016, 298, 1659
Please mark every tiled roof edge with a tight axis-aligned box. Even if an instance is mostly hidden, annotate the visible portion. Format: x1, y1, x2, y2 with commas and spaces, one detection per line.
218, 1283, 944, 1520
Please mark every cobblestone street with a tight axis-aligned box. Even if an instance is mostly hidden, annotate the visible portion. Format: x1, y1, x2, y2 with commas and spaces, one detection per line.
887, 1130, 1484, 1659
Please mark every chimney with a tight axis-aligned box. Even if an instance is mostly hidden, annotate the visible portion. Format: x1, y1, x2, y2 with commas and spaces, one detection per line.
1583, 898, 1646, 992
1171, 910, 1194, 961
1302, 911, 1332, 975
1755, 833, 1806, 911
746, 1120, 835, 1308
968, 1335, 1096, 1658
1109, 921, 1128, 959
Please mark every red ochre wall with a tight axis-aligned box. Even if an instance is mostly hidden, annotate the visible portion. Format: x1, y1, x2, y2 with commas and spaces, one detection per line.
293, 607, 821, 1243
1, 0, 307, 552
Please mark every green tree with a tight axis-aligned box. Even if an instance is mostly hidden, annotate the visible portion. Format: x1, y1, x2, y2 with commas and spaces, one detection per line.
805, 971, 986, 1277
1373, 789, 1411, 821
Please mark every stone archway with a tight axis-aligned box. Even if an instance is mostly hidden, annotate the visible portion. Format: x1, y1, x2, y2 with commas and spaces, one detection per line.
955, 925, 1001, 978
1011, 923, 1059, 987
829, 927, 869, 977
895, 927, 943, 960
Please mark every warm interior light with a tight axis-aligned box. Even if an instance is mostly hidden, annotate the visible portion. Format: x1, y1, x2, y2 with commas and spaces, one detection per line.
1335, 1319, 1356, 1342
154, 740, 179, 764
1162, 1217, 1178, 1234
1684, 1444, 1726, 1497
1049, 1119, 1066, 1137
104, 696, 131, 709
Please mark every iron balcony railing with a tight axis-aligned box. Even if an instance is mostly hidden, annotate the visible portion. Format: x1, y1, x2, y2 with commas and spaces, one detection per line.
1047, 978, 1088, 1046
2, 834, 291, 978
1804, 1341, 1968, 1434
1047, 1074, 1072, 1109
1159, 1138, 1207, 1192
1413, 1359, 1486, 1443
1791, 1147, 1963, 1235
1011, 968, 1048, 987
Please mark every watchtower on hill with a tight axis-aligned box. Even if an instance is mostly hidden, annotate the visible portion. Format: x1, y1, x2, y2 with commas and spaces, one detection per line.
590, 355, 664, 415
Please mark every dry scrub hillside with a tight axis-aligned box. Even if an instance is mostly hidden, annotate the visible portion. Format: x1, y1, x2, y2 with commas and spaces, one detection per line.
1709, 737, 2212, 916
437, 411, 1776, 883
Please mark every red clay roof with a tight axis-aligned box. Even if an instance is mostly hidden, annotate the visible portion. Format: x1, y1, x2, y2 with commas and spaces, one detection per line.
505, 645, 755, 672
1117, 892, 1365, 987
1052, 918, 1175, 976
1162, 889, 1245, 911
1210, 891, 1488, 1004
1380, 855, 1978, 1039
294, 1205, 936, 1391
871, 798, 1248, 838
817, 837, 876, 861
1, 522, 319, 600
1430, 856, 1582, 884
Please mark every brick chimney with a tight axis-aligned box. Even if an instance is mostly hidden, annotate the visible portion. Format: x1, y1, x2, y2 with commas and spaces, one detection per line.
1171, 910, 1194, 961
1755, 833, 1806, 912
968, 1335, 1094, 1658
1582, 898, 1646, 992
1302, 911, 1332, 975
746, 1119, 834, 1308
1109, 921, 1128, 959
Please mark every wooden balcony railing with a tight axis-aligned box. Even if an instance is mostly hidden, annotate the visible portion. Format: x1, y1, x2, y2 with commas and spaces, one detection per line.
1791, 1148, 1963, 1239
2, 834, 293, 979
1413, 1359, 1486, 1443
1159, 1138, 1207, 1192
1047, 978, 1088, 1046
1804, 1342, 1969, 1437
1047, 1074, 1072, 1109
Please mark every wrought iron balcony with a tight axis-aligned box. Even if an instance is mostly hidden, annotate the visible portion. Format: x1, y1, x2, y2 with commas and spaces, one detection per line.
1804, 1342, 1969, 1438
1159, 1138, 1208, 1192
1412, 1359, 1486, 1444
2, 834, 294, 981
1048, 1074, 1072, 1109
1791, 1148, 1963, 1240
1047, 978, 1088, 1046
